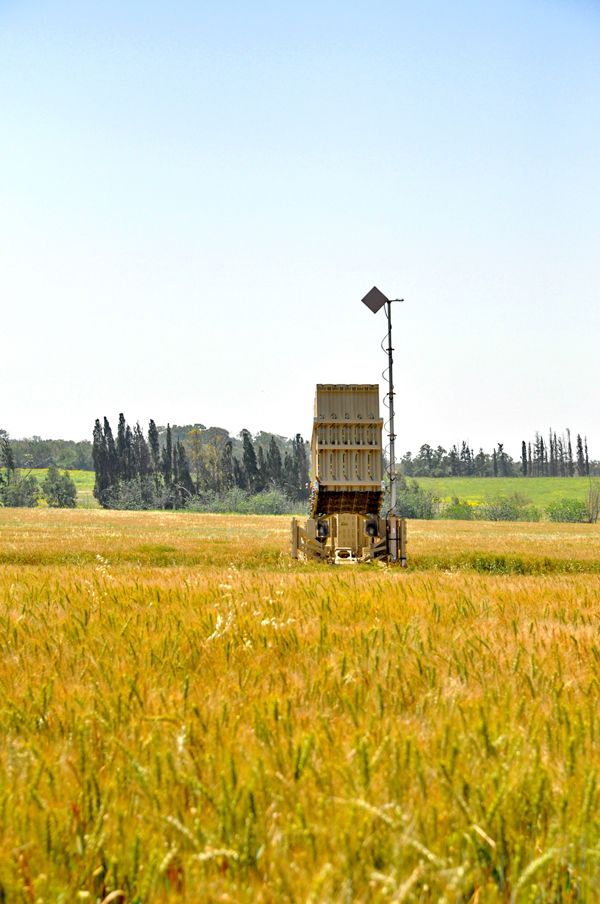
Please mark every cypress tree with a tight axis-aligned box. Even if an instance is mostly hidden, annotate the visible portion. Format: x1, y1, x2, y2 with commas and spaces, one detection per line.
148, 419, 162, 496
576, 434, 586, 476
475, 448, 486, 476
542, 436, 548, 476
241, 430, 258, 492
497, 443, 507, 477
92, 419, 109, 504
566, 429, 574, 477
117, 413, 127, 478
585, 437, 590, 476
133, 423, 150, 478
103, 417, 119, 489
257, 445, 267, 492
174, 441, 194, 505
233, 456, 246, 489
266, 436, 283, 486
449, 445, 459, 476
148, 420, 160, 475
282, 451, 295, 498
162, 424, 173, 487
521, 441, 527, 476
291, 434, 309, 499
537, 435, 547, 476
124, 425, 134, 480
460, 442, 474, 476
220, 440, 235, 490
557, 435, 565, 477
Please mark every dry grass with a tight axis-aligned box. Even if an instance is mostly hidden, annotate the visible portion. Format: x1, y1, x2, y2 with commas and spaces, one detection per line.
1, 510, 600, 901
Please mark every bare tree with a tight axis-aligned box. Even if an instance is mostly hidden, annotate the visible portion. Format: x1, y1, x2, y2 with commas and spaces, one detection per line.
587, 479, 600, 524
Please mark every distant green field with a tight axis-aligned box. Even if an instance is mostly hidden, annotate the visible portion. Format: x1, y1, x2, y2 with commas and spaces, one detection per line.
21, 469, 97, 508
16, 471, 596, 513
414, 476, 593, 507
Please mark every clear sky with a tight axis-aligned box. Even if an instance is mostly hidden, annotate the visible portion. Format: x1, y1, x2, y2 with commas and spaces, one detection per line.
2, 0, 599, 457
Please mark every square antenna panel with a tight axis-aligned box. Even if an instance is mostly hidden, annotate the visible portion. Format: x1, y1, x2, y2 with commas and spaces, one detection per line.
361, 286, 388, 313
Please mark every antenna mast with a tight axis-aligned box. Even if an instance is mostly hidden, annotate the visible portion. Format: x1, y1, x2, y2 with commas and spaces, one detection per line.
361, 286, 406, 565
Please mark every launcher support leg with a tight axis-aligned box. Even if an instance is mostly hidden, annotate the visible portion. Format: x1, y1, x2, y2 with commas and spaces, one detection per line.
387, 515, 407, 566
399, 517, 407, 567
389, 517, 398, 563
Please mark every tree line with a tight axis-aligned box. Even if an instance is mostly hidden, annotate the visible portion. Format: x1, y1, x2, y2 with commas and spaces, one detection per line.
401, 429, 596, 478
5, 419, 599, 486
92, 415, 310, 509
0, 430, 77, 507
8, 437, 93, 470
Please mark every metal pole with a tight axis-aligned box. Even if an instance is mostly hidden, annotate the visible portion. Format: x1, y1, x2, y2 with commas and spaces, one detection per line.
386, 301, 398, 562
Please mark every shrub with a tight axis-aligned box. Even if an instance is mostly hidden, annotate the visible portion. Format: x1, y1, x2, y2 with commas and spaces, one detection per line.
187, 489, 305, 515
243, 490, 303, 515
476, 498, 520, 521
546, 499, 589, 523
517, 504, 541, 522
443, 497, 474, 520
476, 495, 542, 522
103, 478, 158, 510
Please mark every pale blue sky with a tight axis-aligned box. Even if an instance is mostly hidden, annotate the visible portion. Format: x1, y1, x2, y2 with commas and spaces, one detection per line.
2, 0, 599, 456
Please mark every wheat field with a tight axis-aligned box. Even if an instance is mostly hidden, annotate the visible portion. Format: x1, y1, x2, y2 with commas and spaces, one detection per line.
1, 509, 600, 902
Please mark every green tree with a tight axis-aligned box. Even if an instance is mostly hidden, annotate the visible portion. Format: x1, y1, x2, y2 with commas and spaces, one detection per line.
266, 436, 283, 486
1, 474, 40, 507
585, 437, 590, 476
496, 443, 510, 477
293, 434, 309, 499
201, 443, 222, 494
241, 430, 259, 492
474, 448, 487, 476
148, 419, 160, 472
394, 475, 436, 519
187, 426, 204, 493
233, 456, 246, 489
220, 440, 235, 490
92, 419, 109, 504
576, 434, 586, 476
566, 428, 574, 477
1, 430, 15, 474
148, 419, 162, 494
42, 465, 77, 508
103, 417, 119, 489
124, 424, 134, 480
448, 445, 459, 476
256, 445, 267, 492
0, 431, 40, 507
117, 413, 127, 479
133, 423, 150, 479
162, 424, 173, 487
173, 441, 194, 506
282, 435, 309, 501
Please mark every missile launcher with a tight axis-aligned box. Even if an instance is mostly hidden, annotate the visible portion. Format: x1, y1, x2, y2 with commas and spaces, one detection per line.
291, 384, 407, 564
